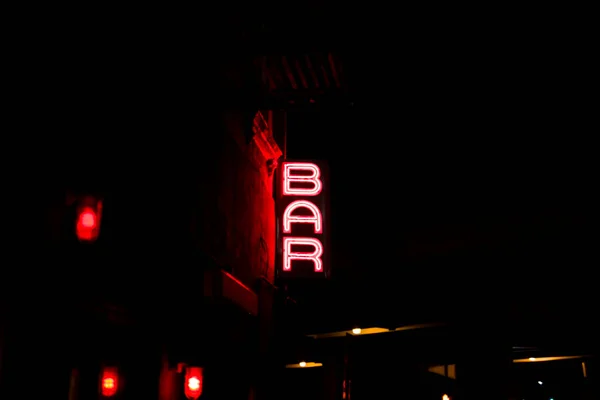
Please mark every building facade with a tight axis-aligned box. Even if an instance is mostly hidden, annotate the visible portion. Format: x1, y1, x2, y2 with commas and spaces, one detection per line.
0, 105, 283, 399
0, 12, 350, 396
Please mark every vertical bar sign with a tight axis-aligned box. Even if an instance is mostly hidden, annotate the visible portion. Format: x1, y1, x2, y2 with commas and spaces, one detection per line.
276, 160, 330, 279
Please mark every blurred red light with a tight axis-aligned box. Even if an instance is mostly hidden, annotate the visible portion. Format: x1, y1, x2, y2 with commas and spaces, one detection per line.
103, 377, 115, 389
100, 367, 118, 397
80, 210, 96, 228
184, 367, 203, 399
76, 206, 99, 241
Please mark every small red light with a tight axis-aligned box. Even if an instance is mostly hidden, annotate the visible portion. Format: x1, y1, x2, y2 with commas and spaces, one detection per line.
184, 367, 203, 399
100, 367, 118, 397
80, 210, 96, 228
103, 377, 115, 389
76, 203, 101, 242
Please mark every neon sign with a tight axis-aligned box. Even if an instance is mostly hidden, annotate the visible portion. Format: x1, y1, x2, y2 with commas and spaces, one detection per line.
277, 161, 329, 278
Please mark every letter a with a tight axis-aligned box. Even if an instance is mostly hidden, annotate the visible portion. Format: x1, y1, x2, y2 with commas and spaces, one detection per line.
283, 200, 323, 233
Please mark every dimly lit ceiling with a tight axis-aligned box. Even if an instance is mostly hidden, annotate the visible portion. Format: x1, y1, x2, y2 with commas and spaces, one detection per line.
258, 52, 350, 108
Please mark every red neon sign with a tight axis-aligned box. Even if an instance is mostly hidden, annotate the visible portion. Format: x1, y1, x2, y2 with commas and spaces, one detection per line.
283, 237, 324, 272
278, 161, 328, 277
282, 162, 322, 196
283, 200, 323, 234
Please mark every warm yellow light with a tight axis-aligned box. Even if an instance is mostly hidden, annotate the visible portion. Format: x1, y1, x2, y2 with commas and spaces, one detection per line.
285, 361, 323, 369
442, 394, 450, 400
307, 324, 443, 339
352, 328, 362, 334
513, 355, 588, 363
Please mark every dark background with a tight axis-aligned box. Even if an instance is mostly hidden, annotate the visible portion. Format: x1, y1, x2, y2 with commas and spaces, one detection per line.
284, 39, 597, 335
7, 4, 597, 336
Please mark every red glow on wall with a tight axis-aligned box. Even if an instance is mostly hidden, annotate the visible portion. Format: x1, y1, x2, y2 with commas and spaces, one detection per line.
100, 367, 118, 397
184, 367, 203, 399
278, 161, 328, 277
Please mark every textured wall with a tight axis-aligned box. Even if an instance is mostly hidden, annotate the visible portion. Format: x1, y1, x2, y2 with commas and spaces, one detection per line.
198, 111, 277, 287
